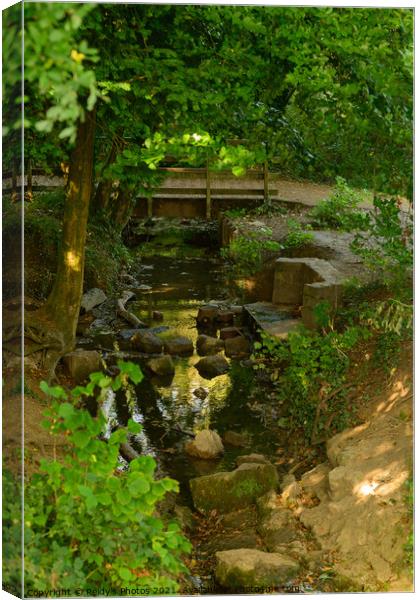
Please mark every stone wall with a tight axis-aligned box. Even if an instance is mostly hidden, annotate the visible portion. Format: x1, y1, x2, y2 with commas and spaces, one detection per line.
272, 257, 342, 329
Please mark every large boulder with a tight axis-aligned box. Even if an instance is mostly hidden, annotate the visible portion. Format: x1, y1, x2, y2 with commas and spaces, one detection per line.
196, 334, 225, 356
215, 549, 300, 590
224, 335, 251, 358
63, 350, 101, 383
195, 355, 229, 379
80, 288, 107, 313
163, 335, 194, 356
146, 355, 175, 377
190, 462, 279, 513
185, 430, 224, 460
131, 330, 163, 354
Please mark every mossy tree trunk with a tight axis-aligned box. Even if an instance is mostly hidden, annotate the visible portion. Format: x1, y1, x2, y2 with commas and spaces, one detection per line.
22, 108, 97, 376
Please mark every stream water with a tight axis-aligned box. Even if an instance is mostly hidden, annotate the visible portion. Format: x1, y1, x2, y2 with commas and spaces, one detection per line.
105, 253, 285, 503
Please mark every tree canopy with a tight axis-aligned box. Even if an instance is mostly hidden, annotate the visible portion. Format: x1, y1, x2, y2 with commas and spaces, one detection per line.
2, 2, 413, 373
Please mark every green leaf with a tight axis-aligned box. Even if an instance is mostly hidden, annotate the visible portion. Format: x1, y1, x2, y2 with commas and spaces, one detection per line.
40, 381, 68, 400
71, 430, 91, 448
117, 360, 144, 384
127, 419, 141, 434
118, 567, 132, 581
57, 403, 74, 419
127, 475, 150, 497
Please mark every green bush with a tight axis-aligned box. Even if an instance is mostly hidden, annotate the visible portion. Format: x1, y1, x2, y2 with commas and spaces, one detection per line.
85, 215, 133, 292
221, 228, 281, 275
309, 177, 370, 231
4, 362, 191, 594
283, 218, 314, 250
252, 325, 370, 442
351, 196, 413, 292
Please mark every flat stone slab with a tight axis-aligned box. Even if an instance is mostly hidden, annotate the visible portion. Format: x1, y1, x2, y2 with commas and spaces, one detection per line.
244, 302, 300, 339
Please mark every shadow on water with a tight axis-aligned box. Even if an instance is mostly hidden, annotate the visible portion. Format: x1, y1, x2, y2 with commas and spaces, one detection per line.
112, 254, 284, 503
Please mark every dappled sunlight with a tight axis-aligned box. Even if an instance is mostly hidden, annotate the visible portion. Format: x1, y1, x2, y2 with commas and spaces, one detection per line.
353, 463, 409, 504
64, 250, 81, 271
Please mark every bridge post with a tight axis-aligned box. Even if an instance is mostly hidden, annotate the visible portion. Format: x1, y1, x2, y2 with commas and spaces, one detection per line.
147, 196, 153, 218
206, 159, 212, 219
263, 160, 269, 202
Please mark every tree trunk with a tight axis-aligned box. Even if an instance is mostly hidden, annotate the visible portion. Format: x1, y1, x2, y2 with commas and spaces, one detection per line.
21, 109, 96, 376
109, 185, 136, 232
91, 135, 119, 215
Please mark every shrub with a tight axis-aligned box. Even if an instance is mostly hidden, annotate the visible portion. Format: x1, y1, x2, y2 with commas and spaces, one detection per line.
309, 177, 370, 231
252, 325, 370, 442
4, 362, 191, 594
283, 218, 314, 250
221, 228, 281, 275
351, 195, 413, 292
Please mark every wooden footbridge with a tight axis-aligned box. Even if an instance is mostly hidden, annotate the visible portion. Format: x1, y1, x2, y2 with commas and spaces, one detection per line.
3, 163, 336, 218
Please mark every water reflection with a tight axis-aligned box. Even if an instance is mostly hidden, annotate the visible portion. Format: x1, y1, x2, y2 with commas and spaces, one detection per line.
111, 255, 281, 500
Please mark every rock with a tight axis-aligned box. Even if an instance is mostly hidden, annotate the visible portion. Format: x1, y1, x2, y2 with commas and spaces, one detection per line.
135, 284, 152, 292
185, 430, 224, 460
220, 326, 242, 340
80, 288, 107, 313
90, 328, 116, 349
193, 387, 208, 400
256, 491, 279, 519
63, 350, 101, 383
163, 335, 194, 356
281, 473, 302, 504
196, 334, 225, 356
299, 462, 330, 501
146, 355, 175, 377
190, 462, 279, 513
149, 326, 169, 335
237, 454, 270, 466
216, 310, 234, 324
258, 508, 297, 549
131, 330, 163, 354
215, 549, 300, 589
220, 507, 258, 530
197, 305, 219, 326
120, 272, 137, 285
224, 335, 251, 358
152, 310, 164, 321
195, 355, 229, 379
202, 530, 260, 554
174, 505, 195, 532
76, 313, 95, 335
223, 431, 250, 448
116, 328, 143, 350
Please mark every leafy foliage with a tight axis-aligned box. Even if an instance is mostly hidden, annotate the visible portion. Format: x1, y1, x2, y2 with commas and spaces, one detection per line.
309, 177, 370, 231
221, 229, 281, 275
351, 196, 413, 290
4, 363, 191, 592
283, 218, 314, 249
252, 326, 369, 441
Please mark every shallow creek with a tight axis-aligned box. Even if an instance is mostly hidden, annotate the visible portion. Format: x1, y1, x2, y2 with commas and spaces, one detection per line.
101, 254, 286, 503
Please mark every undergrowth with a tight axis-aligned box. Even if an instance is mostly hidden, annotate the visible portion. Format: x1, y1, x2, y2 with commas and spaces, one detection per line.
3, 362, 191, 593
3, 192, 134, 298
